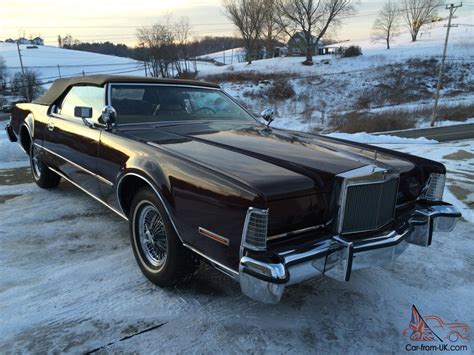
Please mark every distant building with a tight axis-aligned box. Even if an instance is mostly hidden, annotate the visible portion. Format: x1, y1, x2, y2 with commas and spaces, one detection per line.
31, 37, 44, 45
274, 46, 288, 57
318, 41, 351, 55
17, 37, 31, 44
287, 32, 325, 56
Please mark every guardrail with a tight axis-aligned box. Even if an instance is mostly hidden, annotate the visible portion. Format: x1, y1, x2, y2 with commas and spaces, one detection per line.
374, 123, 474, 142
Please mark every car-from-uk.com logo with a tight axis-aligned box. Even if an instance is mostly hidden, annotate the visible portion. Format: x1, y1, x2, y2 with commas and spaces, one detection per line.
403, 305, 470, 352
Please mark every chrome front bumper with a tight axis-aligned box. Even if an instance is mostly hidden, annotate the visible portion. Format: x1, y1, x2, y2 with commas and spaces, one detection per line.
239, 204, 461, 304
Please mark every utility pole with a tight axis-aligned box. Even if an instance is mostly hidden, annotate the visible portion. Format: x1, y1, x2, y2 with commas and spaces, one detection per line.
16, 41, 30, 102
57, 64, 62, 78
430, 3, 462, 127
140, 42, 148, 77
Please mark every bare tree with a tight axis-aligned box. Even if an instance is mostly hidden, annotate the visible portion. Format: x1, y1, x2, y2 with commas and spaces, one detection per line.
174, 17, 193, 76
402, 0, 442, 42
277, 0, 356, 65
262, 0, 285, 58
61, 34, 80, 47
371, 1, 400, 49
222, 0, 266, 64
0, 56, 7, 95
137, 20, 175, 77
137, 16, 196, 78
10, 70, 45, 101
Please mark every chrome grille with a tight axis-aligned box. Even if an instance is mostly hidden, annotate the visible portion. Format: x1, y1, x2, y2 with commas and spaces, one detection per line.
340, 178, 399, 234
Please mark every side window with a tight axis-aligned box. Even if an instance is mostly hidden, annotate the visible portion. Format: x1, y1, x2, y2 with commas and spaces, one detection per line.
59, 86, 104, 119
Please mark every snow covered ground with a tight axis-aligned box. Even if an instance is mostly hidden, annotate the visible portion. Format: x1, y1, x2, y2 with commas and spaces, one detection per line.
198, 47, 246, 65
197, 15, 474, 76
0, 123, 472, 353
194, 15, 474, 132
0, 42, 145, 89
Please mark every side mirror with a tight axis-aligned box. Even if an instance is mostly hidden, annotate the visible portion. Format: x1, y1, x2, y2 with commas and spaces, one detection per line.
74, 106, 93, 128
101, 105, 117, 131
260, 108, 274, 127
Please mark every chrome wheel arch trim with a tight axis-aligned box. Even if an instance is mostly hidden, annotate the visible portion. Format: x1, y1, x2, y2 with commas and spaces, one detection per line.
116, 172, 185, 244
19, 123, 33, 154
116, 171, 240, 277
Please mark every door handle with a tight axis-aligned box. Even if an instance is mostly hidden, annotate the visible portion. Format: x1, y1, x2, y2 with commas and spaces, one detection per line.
47, 122, 55, 131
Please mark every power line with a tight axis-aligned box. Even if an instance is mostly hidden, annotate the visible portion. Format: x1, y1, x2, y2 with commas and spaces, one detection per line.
10, 65, 146, 91
5, 62, 140, 69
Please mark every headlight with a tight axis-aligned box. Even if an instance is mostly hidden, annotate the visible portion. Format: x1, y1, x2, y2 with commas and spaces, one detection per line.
241, 207, 268, 252
420, 173, 446, 201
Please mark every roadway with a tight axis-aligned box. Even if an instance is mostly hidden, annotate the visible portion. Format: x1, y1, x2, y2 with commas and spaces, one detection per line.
376, 123, 474, 142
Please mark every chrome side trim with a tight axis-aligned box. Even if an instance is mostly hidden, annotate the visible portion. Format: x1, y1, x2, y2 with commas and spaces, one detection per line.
183, 243, 239, 277
198, 227, 230, 246
268, 225, 327, 241
35, 143, 114, 186
116, 172, 184, 243
96, 174, 114, 187
48, 166, 128, 220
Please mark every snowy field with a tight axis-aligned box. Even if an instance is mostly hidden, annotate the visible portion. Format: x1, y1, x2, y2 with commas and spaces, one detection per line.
195, 15, 474, 132
0, 119, 472, 353
197, 15, 473, 76
0, 43, 145, 88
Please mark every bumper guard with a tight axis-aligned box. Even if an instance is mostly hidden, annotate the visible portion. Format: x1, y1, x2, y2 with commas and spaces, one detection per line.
239, 203, 461, 303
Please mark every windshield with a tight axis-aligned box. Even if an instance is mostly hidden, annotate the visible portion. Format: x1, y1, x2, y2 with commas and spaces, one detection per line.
110, 84, 256, 125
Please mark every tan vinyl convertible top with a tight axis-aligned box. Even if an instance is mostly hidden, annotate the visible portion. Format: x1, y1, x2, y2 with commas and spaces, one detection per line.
33, 74, 220, 106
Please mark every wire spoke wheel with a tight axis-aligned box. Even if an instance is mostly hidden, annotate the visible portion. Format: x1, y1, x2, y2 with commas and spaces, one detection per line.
138, 204, 168, 268
31, 144, 42, 178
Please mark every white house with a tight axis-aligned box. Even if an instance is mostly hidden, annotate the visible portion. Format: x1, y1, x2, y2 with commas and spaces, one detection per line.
31, 37, 44, 45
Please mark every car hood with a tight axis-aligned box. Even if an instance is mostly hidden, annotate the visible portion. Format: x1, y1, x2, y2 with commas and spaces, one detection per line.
119, 121, 416, 199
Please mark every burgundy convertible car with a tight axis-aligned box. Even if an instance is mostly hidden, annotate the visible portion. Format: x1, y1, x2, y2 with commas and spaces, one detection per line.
6, 75, 461, 303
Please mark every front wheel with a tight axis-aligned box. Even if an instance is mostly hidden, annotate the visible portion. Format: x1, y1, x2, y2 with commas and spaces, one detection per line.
30, 142, 61, 189
129, 188, 199, 287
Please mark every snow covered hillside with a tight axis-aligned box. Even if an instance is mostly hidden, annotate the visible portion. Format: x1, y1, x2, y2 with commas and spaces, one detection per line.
198, 47, 246, 64
195, 15, 474, 132
0, 43, 144, 88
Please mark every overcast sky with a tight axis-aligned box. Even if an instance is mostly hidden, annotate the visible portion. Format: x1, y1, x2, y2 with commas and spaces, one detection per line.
0, 0, 469, 47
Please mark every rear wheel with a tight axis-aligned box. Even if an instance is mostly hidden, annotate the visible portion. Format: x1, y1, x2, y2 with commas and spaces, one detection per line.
30, 142, 61, 189
130, 187, 199, 286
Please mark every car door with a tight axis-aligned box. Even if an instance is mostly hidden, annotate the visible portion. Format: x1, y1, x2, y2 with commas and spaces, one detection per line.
43, 85, 105, 197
